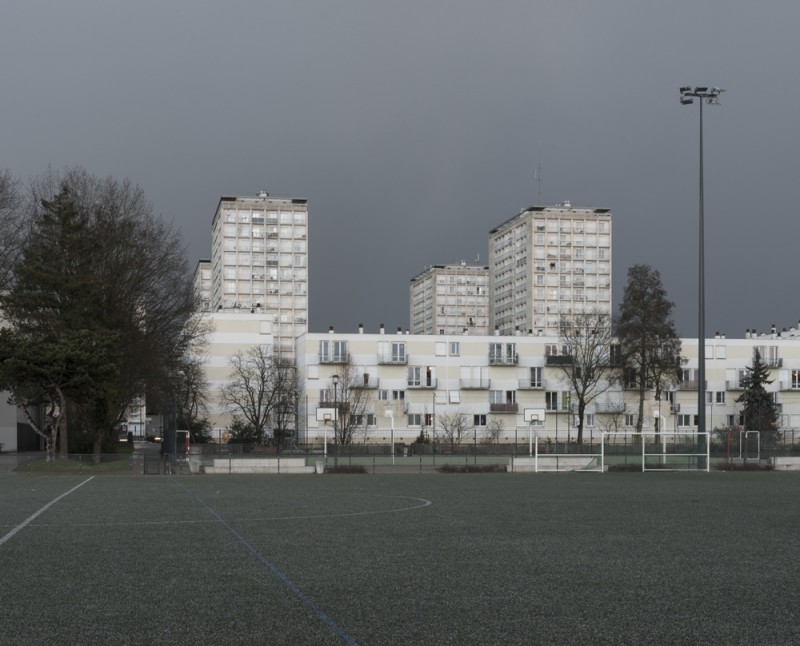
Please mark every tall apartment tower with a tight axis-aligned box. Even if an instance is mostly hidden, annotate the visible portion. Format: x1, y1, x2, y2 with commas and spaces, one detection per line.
193, 259, 212, 311
210, 192, 308, 356
409, 262, 490, 335
488, 202, 612, 336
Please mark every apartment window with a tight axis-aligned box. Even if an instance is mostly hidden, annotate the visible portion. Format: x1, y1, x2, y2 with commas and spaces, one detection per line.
449, 342, 460, 356
378, 390, 389, 401
352, 414, 377, 427
408, 366, 435, 387
319, 340, 348, 363
474, 414, 487, 427
545, 391, 560, 411
529, 367, 543, 388
392, 342, 406, 363
707, 391, 726, 404
392, 390, 405, 401
408, 414, 422, 427
793, 370, 800, 389
678, 414, 698, 427
585, 414, 595, 427
489, 342, 516, 364
624, 414, 635, 427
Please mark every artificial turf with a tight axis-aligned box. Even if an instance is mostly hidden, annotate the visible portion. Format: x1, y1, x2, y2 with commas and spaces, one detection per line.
1, 472, 799, 644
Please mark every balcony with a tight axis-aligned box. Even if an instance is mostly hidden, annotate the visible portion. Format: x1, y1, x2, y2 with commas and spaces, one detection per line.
378, 353, 408, 365
726, 380, 744, 391
352, 376, 379, 389
489, 354, 518, 366
594, 402, 626, 414
320, 353, 349, 365
677, 380, 699, 391
545, 355, 573, 367
460, 378, 490, 389
408, 378, 437, 389
518, 379, 543, 390
490, 403, 519, 413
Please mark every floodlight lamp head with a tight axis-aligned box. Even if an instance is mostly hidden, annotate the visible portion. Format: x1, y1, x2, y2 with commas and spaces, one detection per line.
679, 86, 692, 94
680, 96, 694, 105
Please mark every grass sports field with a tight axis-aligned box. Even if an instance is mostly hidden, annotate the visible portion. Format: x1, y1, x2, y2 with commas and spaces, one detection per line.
1, 472, 799, 645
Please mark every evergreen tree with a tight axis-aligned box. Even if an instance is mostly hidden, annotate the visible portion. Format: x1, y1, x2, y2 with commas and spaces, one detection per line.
616, 265, 682, 435
737, 350, 780, 446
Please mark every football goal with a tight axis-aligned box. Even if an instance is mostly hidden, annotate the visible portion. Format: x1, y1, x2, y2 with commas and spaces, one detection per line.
601, 431, 710, 472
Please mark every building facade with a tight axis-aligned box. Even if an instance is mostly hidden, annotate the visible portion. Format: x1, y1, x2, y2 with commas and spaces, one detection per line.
292, 327, 800, 446
488, 202, 612, 337
193, 259, 212, 312
210, 192, 308, 356
409, 262, 490, 336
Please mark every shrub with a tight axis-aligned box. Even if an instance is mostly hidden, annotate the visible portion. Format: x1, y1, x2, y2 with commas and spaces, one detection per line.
714, 462, 774, 472
436, 464, 505, 474
325, 465, 368, 474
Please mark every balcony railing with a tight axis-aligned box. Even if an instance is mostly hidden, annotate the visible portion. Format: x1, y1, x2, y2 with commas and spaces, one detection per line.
460, 378, 490, 389
407, 378, 437, 389
320, 353, 349, 365
490, 403, 519, 413
489, 354, 518, 366
378, 353, 408, 365
518, 379, 543, 390
545, 355, 573, 366
352, 376, 379, 389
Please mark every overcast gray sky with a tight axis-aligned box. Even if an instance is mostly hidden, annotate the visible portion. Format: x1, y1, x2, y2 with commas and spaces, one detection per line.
3, 1, 798, 338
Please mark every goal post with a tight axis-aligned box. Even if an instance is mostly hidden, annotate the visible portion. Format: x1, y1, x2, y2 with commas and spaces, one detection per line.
601, 431, 710, 472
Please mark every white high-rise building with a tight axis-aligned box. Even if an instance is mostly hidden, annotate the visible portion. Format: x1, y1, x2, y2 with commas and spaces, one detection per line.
489, 202, 612, 336
409, 262, 490, 335
210, 192, 308, 356
193, 259, 212, 311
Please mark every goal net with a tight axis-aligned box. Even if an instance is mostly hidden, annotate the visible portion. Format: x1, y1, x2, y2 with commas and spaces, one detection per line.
601, 431, 710, 472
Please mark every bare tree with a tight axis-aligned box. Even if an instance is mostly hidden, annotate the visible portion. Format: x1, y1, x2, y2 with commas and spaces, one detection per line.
220, 345, 298, 446
323, 362, 371, 447
438, 410, 469, 452
176, 356, 212, 443
270, 355, 302, 449
483, 418, 504, 444
558, 310, 618, 444
0, 169, 25, 291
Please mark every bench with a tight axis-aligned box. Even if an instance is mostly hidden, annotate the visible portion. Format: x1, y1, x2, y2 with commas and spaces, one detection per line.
507, 455, 600, 472
195, 457, 315, 475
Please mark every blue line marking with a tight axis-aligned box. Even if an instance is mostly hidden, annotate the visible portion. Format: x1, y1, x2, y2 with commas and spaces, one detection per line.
174, 480, 357, 645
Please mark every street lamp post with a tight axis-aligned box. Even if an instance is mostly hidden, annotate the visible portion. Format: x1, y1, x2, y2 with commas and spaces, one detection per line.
680, 85, 724, 460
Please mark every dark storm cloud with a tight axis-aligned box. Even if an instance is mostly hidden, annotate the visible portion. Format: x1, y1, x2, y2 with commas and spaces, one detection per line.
3, 1, 799, 338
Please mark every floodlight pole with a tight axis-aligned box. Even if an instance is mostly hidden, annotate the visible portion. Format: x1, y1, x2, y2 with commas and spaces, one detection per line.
680, 86, 723, 464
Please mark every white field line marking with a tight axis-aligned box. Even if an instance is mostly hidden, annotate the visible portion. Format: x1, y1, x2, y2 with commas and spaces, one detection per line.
0, 476, 94, 547
14, 495, 433, 528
